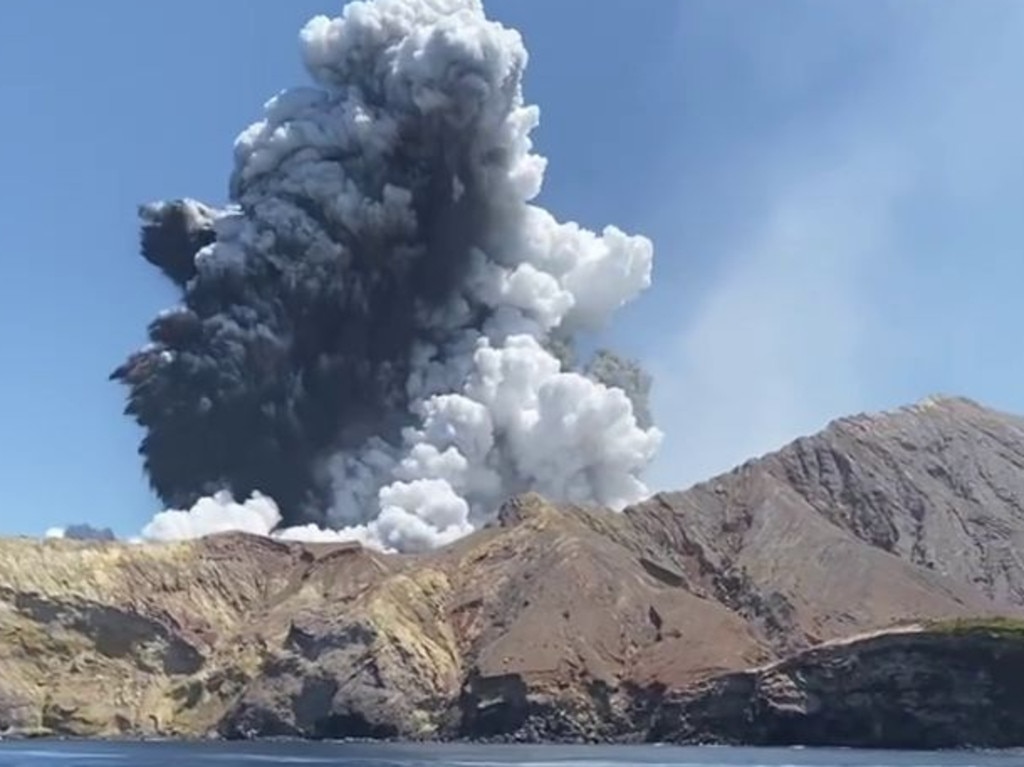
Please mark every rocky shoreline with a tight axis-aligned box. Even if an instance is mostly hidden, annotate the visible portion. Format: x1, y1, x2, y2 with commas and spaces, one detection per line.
2, 608, 1023, 749
2, 624, 1024, 749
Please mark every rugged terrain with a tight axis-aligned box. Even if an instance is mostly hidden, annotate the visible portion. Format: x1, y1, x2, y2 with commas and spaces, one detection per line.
2, 395, 1024, 745
649, 620, 1024, 749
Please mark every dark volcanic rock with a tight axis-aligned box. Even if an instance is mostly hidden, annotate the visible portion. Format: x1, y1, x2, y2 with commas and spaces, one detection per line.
219, 615, 444, 740
653, 624, 1024, 749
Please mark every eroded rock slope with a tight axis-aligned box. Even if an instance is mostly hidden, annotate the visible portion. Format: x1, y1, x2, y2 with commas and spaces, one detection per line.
0, 395, 1022, 743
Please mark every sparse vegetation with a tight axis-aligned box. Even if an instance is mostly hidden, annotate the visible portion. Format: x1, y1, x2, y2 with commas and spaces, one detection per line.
923, 616, 1024, 637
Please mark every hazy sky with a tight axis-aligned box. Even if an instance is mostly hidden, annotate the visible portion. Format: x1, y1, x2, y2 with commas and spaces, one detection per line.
0, 0, 1022, 537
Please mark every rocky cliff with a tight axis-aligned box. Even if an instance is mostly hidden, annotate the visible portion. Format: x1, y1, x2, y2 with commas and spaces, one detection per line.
649, 620, 1024, 749
1, 395, 1023, 745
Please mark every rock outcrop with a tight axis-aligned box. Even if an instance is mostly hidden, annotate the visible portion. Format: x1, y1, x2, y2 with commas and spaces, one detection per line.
1, 395, 1024, 746
650, 621, 1024, 749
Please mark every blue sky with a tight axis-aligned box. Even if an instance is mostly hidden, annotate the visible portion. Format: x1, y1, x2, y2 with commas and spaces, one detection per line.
0, 1, 1022, 537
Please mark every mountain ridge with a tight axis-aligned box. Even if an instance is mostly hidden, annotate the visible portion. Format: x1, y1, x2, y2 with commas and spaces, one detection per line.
2, 393, 1024, 746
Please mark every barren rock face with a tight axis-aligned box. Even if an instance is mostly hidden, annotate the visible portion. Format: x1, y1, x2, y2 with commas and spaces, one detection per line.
652, 624, 1024, 750
767, 396, 1024, 604
626, 396, 1024, 652
1, 395, 1023, 744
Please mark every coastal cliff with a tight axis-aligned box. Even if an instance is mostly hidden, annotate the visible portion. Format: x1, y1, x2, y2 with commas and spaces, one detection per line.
650, 621, 1024, 749
2, 395, 1024, 746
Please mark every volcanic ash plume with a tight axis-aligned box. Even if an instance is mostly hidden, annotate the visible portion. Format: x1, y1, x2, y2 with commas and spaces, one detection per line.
112, 0, 661, 552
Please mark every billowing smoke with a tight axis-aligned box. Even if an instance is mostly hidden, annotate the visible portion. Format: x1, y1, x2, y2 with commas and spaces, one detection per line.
45, 524, 117, 542
113, 0, 661, 552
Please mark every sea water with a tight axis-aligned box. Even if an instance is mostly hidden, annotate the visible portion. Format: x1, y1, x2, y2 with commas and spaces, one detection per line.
0, 742, 1020, 767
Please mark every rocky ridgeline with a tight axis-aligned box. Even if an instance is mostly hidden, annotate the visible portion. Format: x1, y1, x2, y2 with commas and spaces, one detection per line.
2, 395, 1024, 748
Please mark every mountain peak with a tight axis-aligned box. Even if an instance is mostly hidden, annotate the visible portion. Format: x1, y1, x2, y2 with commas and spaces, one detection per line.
830, 393, 990, 429
630, 395, 1024, 626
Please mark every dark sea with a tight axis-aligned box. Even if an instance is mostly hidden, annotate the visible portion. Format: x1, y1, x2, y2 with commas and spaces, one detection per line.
0, 742, 1020, 767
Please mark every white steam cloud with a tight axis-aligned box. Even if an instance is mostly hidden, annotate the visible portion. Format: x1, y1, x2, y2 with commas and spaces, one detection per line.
136, 0, 660, 551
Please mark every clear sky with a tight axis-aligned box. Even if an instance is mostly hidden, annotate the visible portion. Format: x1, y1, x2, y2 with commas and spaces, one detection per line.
1, 0, 1022, 537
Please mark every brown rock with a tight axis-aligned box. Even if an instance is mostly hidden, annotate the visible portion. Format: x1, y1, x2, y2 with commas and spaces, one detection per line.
0, 395, 1022, 745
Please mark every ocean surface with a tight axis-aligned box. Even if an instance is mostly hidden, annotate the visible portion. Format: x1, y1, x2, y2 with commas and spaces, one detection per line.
0, 742, 1020, 767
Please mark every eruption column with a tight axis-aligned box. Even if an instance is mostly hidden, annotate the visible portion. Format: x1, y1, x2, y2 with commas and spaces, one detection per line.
114, 0, 662, 551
